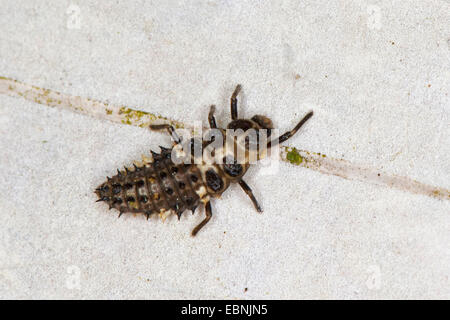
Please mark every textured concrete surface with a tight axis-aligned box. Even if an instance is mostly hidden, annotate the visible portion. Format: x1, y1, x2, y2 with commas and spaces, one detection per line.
0, 1, 449, 299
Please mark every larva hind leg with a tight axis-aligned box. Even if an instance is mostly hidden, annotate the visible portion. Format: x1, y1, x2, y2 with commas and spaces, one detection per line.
191, 201, 212, 236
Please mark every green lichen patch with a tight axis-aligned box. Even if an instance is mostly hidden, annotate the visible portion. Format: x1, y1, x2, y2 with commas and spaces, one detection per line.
118, 106, 184, 129
119, 106, 156, 123
286, 147, 305, 165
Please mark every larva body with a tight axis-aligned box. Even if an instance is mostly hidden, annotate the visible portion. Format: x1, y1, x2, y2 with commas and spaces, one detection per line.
95, 147, 212, 221
95, 85, 313, 235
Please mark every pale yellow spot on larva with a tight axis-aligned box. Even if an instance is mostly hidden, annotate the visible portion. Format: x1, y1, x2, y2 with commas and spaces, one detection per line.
159, 209, 169, 222
196, 186, 207, 198
133, 160, 143, 167
141, 154, 153, 164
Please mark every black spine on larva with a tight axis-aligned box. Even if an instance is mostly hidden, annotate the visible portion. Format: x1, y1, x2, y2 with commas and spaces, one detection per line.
95, 146, 202, 219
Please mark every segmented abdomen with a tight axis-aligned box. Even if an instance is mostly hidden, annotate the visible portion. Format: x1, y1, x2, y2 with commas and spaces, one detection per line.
95, 147, 206, 219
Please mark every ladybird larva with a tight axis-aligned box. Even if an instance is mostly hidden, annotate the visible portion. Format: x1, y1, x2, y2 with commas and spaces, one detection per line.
95, 85, 313, 236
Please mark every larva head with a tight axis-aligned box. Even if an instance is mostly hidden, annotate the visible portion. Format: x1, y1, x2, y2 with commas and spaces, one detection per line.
250, 115, 274, 135
226, 115, 273, 134
220, 114, 274, 180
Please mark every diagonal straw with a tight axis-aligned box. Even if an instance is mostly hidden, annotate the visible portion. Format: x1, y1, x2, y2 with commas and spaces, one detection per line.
1, 76, 448, 201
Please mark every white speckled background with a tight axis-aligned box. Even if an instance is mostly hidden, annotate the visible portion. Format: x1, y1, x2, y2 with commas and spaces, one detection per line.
0, 0, 449, 299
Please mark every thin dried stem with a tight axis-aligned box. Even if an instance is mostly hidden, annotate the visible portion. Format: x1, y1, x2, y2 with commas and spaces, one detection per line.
1, 76, 448, 201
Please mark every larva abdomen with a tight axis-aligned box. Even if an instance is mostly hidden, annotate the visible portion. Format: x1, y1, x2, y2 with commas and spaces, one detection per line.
95, 147, 203, 220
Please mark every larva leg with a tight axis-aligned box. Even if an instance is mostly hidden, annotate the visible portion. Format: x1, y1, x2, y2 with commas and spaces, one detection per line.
230, 84, 241, 120
150, 124, 181, 143
238, 179, 263, 213
267, 111, 313, 148
208, 105, 217, 128
191, 201, 212, 236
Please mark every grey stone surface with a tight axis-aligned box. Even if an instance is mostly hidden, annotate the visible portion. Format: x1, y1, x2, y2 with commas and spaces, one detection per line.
0, 1, 449, 299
